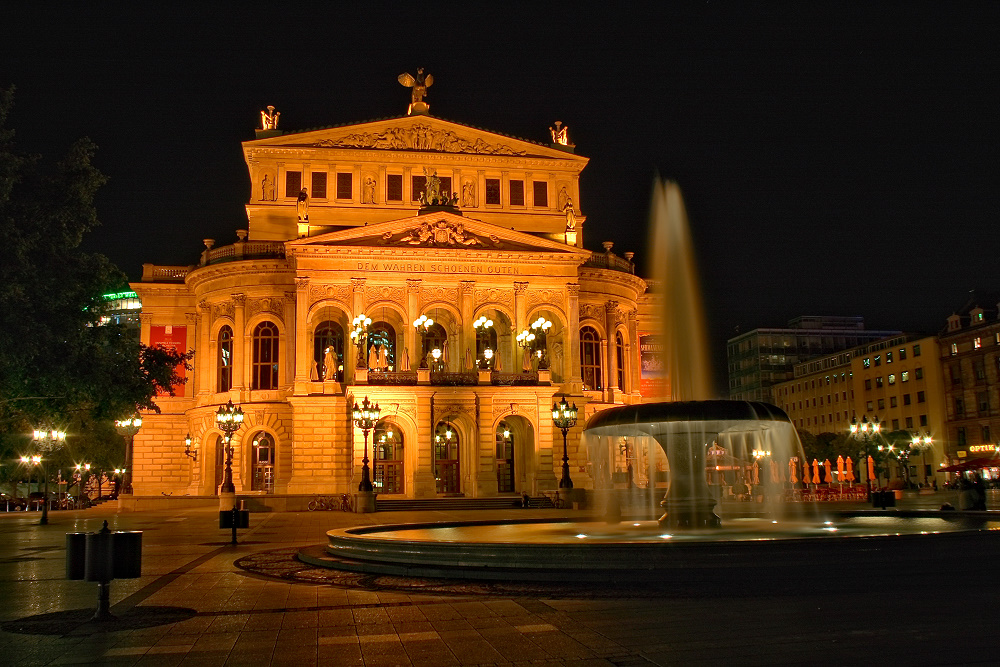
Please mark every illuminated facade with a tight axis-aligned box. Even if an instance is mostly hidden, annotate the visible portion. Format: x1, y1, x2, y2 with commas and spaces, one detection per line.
131, 97, 655, 504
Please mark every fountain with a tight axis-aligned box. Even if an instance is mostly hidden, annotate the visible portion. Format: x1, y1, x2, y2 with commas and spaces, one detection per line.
302, 178, 998, 582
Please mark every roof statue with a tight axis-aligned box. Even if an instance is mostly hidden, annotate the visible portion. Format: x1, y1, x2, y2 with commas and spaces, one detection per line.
549, 121, 569, 146
261, 106, 280, 130
398, 68, 433, 115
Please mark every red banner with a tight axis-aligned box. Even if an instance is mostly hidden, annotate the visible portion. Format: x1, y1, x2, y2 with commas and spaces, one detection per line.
638, 331, 668, 400
149, 325, 187, 397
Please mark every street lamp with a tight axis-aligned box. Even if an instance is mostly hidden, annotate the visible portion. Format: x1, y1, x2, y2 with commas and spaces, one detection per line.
114, 415, 142, 495
20, 454, 41, 513
552, 396, 578, 492
413, 314, 434, 368
849, 414, 881, 497
473, 315, 494, 368
911, 432, 933, 485
31, 428, 66, 525
350, 314, 373, 369
74, 463, 91, 505
430, 347, 443, 372
184, 433, 198, 462
353, 396, 381, 493
215, 400, 245, 497
530, 317, 552, 369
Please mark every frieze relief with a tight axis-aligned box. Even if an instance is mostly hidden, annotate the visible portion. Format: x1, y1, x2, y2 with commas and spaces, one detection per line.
364, 285, 405, 306
494, 399, 537, 420
246, 297, 285, 320
212, 301, 234, 322
475, 288, 514, 309
580, 303, 604, 323
421, 286, 459, 305
526, 289, 564, 308
308, 283, 351, 306
310, 124, 527, 156
382, 219, 500, 248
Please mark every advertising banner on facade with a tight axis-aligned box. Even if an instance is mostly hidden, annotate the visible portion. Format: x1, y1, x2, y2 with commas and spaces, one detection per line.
149, 325, 187, 397
638, 331, 668, 399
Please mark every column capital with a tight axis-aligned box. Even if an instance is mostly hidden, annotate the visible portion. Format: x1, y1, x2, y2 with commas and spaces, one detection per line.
514, 281, 529, 295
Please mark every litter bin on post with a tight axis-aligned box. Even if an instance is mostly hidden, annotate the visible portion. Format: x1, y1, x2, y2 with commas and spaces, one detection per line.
66, 520, 142, 621
219, 500, 250, 545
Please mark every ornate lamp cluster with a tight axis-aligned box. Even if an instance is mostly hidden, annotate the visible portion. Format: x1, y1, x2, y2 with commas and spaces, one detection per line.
215, 400, 245, 495
183, 433, 198, 461
473, 315, 495, 369
517, 317, 552, 369
114, 416, 142, 496
413, 314, 434, 368
552, 396, 579, 490
350, 314, 373, 369
29, 428, 66, 525
849, 414, 882, 495
353, 396, 381, 493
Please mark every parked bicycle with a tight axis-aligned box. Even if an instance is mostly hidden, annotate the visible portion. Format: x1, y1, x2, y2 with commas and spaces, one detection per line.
307, 494, 354, 512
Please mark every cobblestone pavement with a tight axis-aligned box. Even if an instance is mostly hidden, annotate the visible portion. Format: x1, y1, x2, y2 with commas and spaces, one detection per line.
1, 492, 999, 666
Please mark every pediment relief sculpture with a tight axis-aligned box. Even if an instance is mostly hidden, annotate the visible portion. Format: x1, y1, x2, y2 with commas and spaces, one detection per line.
310, 123, 527, 156
382, 219, 500, 249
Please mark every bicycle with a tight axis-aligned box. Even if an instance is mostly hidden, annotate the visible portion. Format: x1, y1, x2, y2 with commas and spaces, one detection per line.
307, 495, 339, 511
339, 493, 354, 512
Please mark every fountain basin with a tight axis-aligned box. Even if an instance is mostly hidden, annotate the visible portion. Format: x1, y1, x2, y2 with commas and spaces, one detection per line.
306, 514, 1000, 582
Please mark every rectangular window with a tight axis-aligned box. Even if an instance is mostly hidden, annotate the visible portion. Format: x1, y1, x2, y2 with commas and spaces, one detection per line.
975, 337, 982, 349
864, 378, 872, 390
485, 178, 501, 205
878, 398, 885, 411
386, 174, 403, 201
533, 181, 548, 207
919, 414, 928, 426
957, 427, 967, 447
311, 172, 327, 199
285, 170, 301, 197
951, 343, 958, 355
891, 419, 899, 431
888, 374, 896, 385
874, 355, 881, 366
899, 348, 907, 360
411, 175, 426, 201
901, 371, 909, 382
975, 360, 986, 381
951, 365, 961, 385
978, 391, 989, 413
863, 358, 871, 368
876, 377, 883, 388
913, 344, 921, 357
905, 416, 914, 429
903, 394, 912, 406
984, 425, 991, 442
866, 401, 873, 411
915, 367, 923, 380
336, 172, 353, 199
890, 396, 898, 408
917, 391, 926, 403
509, 179, 525, 206
886, 352, 893, 364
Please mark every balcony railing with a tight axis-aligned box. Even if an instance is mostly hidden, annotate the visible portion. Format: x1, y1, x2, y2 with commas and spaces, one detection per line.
582, 252, 635, 274
201, 241, 286, 267
364, 371, 540, 386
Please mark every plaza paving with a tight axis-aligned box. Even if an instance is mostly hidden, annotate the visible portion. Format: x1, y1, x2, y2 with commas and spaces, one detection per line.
1, 492, 999, 666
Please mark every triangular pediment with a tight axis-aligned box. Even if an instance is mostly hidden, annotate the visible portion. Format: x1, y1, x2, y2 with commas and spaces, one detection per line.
288, 211, 589, 256
245, 115, 586, 161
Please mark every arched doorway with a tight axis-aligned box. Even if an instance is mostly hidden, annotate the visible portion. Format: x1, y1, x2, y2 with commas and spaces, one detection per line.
250, 433, 274, 493
374, 421, 404, 494
369, 322, 396, 371
496, 421, 515, 493
434, 420, 460, 494
314, 320, 345, 381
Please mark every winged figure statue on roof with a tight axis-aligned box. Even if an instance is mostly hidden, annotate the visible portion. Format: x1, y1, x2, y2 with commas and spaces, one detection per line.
398, 68, 433, 115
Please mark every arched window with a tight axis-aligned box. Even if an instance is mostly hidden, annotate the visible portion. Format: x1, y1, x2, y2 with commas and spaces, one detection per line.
475, 320, 498, 366
251, 433, 274, 493
252, 321, 279, 390
496, 421, 515, 493
368, 321, 396, 371
374, 422, 404, 494
314, 320, 344, 382
580, 326, 603, 391
217, 325, 233, 392
422, 322, 447, 365
433, 421, 460, 494
616, 331, 626, 390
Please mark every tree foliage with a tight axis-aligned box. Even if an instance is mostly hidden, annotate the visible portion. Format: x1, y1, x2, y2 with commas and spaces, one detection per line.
0, 87, 189, 441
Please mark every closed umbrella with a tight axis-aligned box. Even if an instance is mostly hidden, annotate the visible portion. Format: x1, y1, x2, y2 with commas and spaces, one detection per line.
401, 346, 410, 371
812, 459, 820, 485
803, 460, 811, 485
464, 347, 473, 371
789, 459, 798, 483
867, 455, 876, 484
494, 349, 503, 372
752, 461, 760, 486
770, 459, 780, 484
823, 459, 833, 484
837, 455, 845, 482
845, 456, 855, 483
522, 348, 532, 372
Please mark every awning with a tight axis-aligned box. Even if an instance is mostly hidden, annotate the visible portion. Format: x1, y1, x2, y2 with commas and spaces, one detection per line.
939, 456, 1000, 473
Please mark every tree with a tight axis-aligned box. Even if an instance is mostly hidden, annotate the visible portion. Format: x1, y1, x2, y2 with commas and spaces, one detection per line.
0, 87, 189, 444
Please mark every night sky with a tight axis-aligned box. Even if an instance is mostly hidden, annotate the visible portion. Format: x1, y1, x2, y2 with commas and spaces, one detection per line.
3, 3, 998, 386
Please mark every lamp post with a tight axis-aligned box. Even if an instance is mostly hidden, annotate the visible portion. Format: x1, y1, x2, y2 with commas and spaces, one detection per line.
184, 433, 198, 462
413, 314, 434, 368
20, 454, 41, 513
353, 396, 381, 494
912, 432, 933, 485
74, 463, 91, 506
552, 396, 578, 493
849, 414, 881, 498
215, 400, 244, 503
114, 415, 142, 495
530, 317, 552, 369
473, 315, 494, 368
350, 314, 372, 369
31, 428, 66, 525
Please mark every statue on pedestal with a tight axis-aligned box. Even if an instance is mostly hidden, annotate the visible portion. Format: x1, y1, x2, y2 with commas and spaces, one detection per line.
261, 106, 280, 130
549, 121, 569, 145
398, 68, 434, 115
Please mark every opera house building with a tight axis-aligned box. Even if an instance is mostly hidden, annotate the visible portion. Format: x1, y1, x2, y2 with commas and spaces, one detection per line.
131, 87, 660, 507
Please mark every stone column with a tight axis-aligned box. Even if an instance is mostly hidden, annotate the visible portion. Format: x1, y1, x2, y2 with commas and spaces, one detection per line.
232, 294, 246, 391
139, 312, 152, 346
605, 300, 620, 394
349, 278, 366, 381
627, 309, 639, 395
196, 301, 211, 396
406, 279, 422, 370
283, 291, 296, 388
460, 281, 475, 369
294, 278, 311, 386
566, 284, 582, 385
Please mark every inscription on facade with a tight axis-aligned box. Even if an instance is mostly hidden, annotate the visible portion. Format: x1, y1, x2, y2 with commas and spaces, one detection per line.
356, 261, 520, 275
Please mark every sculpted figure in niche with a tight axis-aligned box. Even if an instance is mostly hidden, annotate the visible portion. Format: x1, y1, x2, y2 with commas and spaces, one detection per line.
296, 188, 309, 221
462, 180, 477, 208
261, 105, 280, 130
557, 185, 570, 211
563, 198, 577, 230
323, 346, 336, 380
362, 176, 377, 204
261, 174, 275, 201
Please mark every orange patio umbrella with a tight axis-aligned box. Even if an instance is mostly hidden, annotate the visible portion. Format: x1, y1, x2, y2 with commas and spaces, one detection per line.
752, 460, 760, 485
837, 455, 845, 482
867, 455, 876, 483
845, 456, 855, 483
770, 459, 781, 484
803, 460, 811, 485
812, 459, 821, 485
823, 459, 833, 484
789, 459, 798, 483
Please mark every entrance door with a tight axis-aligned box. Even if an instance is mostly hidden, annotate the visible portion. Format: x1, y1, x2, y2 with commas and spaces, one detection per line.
251, 434, 274, 493
496, 422, 515, 493
434, 421, 460, 494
